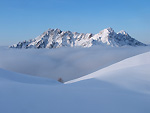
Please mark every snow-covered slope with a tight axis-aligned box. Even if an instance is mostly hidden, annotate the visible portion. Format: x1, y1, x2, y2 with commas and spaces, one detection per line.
65, 51, 150, 93
10, 27, 146, 49
0, 68, 59, 85
0, 52, 150, 113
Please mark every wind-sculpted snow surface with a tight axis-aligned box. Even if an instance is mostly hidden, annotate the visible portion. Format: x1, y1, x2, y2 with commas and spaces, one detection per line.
0, 68, 59, 85
0, 46, 149, 82
65, 51, 150, 94
10, 27, 146, 49
0, 51, 150, 113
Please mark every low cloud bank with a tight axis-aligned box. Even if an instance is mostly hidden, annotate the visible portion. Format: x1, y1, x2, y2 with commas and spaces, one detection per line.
0, 46, 149, 82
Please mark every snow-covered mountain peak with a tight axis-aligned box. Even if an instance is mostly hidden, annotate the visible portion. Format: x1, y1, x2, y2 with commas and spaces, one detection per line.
104, 27, 114, 33
45, 28, 62, 34
118, 30, 128, 35
54, 28, 62, 33
10, 27, 147, 49
99, 27, 114, 35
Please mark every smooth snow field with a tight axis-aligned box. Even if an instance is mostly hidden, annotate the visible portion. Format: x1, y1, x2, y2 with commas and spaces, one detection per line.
0, 46, 150, 82
0, 46, 150, 113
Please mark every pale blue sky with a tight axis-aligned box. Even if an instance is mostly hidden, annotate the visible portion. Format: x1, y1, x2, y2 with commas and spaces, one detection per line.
0, 0, 150, 45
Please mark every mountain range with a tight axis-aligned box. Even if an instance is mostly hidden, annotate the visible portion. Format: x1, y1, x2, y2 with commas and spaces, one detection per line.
10, 27, 147, 49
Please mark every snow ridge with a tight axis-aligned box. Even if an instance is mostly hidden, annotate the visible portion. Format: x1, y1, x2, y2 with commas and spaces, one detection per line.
10, 27, 147, 49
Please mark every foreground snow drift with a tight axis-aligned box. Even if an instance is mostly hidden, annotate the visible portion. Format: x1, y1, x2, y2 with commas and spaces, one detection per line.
0, 68, 59, 85
0, 46, 149, 82
66, 51, 150, 94
0, 51, 150, 113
